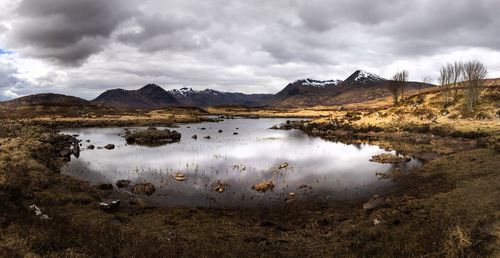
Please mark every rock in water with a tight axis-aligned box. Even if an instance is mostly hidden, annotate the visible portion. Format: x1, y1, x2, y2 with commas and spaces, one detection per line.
104, 144, 115, 150
125, 128, 181, 145
172, 173, 186, 181
116, 179, 131, 188
369, 153, 410, 163
132, 183, 156, 195
251, 179, 275, 192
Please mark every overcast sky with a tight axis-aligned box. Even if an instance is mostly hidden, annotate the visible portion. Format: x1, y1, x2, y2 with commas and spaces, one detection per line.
1, 0, 499, 100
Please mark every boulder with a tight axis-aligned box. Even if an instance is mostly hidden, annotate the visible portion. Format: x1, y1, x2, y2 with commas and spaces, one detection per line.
132, 183, 156, 195
59, 148, 72, 157
204, 136, 211, 139
126, 128, 181, 145
71, 144, 80, 158
233, 132, 239, 135
99, 200, 120, 212
87, 144, 95, 150
192, 135, 197, 139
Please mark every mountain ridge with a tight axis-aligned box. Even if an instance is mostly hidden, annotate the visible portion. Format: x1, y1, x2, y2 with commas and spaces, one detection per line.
0, 70, 440, 109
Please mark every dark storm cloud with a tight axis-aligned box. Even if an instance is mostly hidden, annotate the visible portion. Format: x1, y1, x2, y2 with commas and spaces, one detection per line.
118, 14, 209, 52
6, 0, 137, 65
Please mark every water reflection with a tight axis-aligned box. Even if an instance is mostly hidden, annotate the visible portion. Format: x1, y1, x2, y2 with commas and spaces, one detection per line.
61, 118, 420, 207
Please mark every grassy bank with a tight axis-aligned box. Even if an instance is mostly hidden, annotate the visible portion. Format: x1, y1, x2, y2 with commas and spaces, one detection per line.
1, 87, 499, 256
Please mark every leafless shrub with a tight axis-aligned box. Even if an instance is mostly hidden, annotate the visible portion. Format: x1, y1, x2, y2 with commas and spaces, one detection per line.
387, 70, 408, 106
439, 65, 452, 107
451, 61, 464, 102
463, 60, 487, 112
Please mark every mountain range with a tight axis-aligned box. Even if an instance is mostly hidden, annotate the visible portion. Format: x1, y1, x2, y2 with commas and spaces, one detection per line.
0, 70, 435, 109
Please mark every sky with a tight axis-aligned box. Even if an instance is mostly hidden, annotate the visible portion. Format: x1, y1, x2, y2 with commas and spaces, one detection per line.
1, 0, 500, 100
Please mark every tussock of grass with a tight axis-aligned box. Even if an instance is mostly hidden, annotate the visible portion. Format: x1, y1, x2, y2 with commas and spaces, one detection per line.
251, 179, 275, 192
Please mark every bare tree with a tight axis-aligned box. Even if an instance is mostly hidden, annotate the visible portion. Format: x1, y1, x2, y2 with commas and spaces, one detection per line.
439, 65, 452, 107
387, 70, 408, 106
462, 60, 487, 112
451, 61, 463, 102
399, 70, 409, 101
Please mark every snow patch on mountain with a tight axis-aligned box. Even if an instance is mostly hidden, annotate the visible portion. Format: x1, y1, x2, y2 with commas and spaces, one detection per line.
169, 87, 221, 97
354, 70, 385, 82
295, 78, 343, 87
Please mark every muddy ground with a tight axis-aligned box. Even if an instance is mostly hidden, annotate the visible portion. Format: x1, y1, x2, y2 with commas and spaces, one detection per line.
0, 105, 499, 257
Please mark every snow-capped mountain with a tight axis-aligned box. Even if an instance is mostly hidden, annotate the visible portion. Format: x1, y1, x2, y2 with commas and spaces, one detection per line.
345, 70, 386, 85
93, 84, 272, 109
294, 78, 343, 87
267, 70, 431, 107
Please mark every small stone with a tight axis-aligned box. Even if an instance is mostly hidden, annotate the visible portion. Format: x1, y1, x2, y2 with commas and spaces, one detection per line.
172, 173, 186, 181
87, 144, 95, 150
104, 144, 115, 150
288, 192, 296, 196
278, 162, 288, 169
192, 135, 197, 139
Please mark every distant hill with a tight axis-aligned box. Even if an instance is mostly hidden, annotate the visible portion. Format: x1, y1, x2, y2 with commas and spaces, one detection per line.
93, 84, 273, 109
0, 93, 90, 110
266, 70, 434, 107
93, 84, 180, 109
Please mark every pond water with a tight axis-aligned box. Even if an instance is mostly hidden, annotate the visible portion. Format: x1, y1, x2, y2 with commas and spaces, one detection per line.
61, 118, 420, 207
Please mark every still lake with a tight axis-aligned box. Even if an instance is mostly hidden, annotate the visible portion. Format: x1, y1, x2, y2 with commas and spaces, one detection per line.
61, 118, 420, 207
